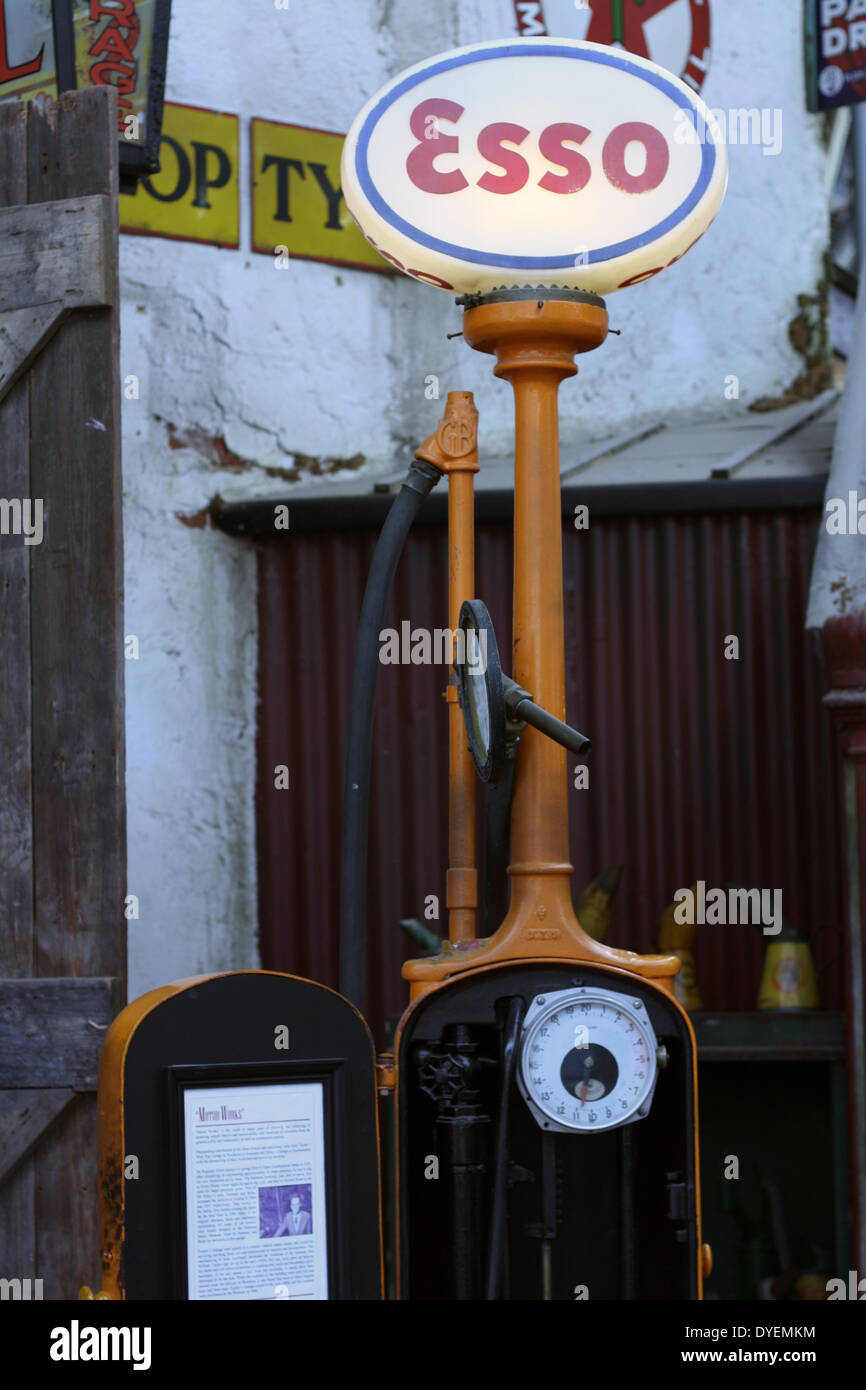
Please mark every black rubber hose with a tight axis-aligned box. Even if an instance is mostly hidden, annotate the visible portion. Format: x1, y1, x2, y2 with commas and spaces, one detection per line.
339, 457, 443, 1009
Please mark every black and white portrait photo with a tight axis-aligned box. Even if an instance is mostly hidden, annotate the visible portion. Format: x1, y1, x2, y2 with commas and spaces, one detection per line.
258, 1183, 313, 1238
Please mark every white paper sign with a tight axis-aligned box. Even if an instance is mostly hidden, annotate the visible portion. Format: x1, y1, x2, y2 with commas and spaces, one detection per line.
183, 1082, 328, 1300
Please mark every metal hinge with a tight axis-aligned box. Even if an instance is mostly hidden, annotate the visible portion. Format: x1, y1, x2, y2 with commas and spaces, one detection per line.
666, 1171, 689, 1223
375, 1051, 396, 1094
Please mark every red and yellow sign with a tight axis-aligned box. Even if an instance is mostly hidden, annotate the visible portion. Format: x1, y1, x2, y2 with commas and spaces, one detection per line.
0, 0, 159, 137
119, 102, 239, 248
76, 0, 159, 131
512, 0, 712, 94
0, 0, 60, 102
251, 117, 392, 273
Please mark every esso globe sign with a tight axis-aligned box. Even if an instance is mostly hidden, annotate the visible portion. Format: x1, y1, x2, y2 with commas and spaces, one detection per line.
341, 39, 727, 295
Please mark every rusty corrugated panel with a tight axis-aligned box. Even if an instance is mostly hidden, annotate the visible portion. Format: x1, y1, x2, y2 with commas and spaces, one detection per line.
256, 507, 843, 1041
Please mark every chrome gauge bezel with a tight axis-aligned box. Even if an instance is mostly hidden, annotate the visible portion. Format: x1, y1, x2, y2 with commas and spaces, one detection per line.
516, 985, 661, 1134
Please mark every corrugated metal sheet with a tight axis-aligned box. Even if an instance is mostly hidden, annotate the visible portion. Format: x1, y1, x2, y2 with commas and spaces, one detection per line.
256, 507, 843, 1041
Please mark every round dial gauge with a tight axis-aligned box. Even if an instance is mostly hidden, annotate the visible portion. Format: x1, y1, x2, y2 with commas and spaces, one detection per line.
517, 987, 660, 1134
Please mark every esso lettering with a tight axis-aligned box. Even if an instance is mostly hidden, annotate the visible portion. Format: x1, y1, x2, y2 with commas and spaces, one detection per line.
407, 99, 669, 197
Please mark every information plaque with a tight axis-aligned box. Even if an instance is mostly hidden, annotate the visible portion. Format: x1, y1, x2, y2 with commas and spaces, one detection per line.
97, 972, 382, 1300
176, 1074, 329, 1300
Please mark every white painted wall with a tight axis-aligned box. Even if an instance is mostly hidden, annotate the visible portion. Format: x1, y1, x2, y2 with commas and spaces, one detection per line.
124, 0, 831, 997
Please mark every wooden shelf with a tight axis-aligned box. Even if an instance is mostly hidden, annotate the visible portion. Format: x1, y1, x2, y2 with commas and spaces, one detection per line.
691, 1011, 845, 1062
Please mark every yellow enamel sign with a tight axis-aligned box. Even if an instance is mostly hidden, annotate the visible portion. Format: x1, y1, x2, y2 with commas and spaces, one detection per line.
251, 117, 392, 273
119, 102, 240, 248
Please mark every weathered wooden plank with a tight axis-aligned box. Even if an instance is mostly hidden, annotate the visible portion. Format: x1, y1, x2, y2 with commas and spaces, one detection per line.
0, 378, 33, 979
0, 101, 33, 982
35, 1094, 98, 1299
0, 979, 118, 1089
27, 87, 120, 205
26, 89, 126, 983
0, 99, 36, 1284
0, 196, 114, 313
0, 302, 65, 407
0, 1163, 35, 1289
0, 87, 125, 1303
0, 93, 29, 206
0, 1089, 76, 1185
0, 194, 116, 404
28, 305, 127, 978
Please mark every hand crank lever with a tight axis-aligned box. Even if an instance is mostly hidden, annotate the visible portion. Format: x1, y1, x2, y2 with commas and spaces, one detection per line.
502, 677, 591, 758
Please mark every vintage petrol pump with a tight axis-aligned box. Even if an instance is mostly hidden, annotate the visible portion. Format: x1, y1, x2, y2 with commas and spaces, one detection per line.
338, 38, 728, 1301
89, 38, 727, 1304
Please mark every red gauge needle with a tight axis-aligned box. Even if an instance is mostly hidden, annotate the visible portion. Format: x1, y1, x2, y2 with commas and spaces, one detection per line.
580, 1084, 587, 1107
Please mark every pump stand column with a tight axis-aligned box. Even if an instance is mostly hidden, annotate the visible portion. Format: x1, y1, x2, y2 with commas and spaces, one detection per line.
403, 290, 681, 996
461, 289, 607, 941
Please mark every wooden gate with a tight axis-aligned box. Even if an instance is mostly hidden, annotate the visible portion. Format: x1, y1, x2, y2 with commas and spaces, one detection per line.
0, 88, 125, 1300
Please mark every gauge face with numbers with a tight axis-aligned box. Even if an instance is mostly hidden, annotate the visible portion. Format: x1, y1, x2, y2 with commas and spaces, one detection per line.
517, 986, 660, 1134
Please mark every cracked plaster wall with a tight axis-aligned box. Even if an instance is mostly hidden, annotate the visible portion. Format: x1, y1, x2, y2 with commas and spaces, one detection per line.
124, 0, 830, 996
